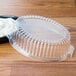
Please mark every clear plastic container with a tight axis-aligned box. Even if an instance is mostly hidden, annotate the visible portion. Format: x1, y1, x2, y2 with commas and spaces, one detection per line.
7, 15, 74, 62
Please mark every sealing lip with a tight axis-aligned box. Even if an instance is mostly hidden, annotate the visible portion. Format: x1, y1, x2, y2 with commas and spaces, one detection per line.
0, 15, 18, 44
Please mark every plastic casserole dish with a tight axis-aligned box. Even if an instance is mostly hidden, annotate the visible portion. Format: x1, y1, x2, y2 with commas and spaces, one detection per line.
0, 15, 74, 62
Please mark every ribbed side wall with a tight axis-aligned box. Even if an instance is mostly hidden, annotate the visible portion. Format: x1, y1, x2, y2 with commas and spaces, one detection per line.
11, 29, 70, 60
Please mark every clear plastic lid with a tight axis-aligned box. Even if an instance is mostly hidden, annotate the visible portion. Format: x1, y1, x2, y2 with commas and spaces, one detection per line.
7, 15, 74, 62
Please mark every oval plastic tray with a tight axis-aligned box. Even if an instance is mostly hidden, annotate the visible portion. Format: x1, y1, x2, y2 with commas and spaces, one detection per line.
8, 15, 74, 62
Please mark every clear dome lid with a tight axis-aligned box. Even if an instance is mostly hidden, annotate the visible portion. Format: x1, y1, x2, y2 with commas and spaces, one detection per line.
8, 15, 74, 61
0, 15, 74, 62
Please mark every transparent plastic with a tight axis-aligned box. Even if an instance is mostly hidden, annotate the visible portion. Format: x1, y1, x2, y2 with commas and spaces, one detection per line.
6, 15, 74, 62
